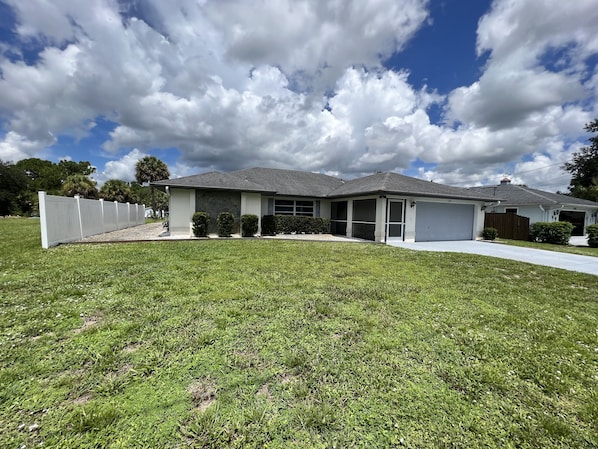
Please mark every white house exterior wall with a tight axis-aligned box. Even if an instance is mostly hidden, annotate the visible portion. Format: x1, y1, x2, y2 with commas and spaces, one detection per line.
169, 188, 195, 236
241, 192, 262, 233
319, 200, 332, 220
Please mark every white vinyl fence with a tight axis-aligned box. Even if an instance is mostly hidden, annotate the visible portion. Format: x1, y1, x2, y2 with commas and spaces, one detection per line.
38, 191, 145, 248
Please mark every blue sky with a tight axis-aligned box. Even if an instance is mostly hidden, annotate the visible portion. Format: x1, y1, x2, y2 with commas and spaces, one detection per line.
0, 0, 596, 192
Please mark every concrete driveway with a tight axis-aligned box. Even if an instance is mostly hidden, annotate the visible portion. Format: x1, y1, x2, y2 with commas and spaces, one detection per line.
388, 240, 598, 276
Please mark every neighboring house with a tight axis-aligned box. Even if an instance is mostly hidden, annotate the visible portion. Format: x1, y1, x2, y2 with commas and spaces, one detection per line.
152, 167, 497, 243
470, 178, 598, 236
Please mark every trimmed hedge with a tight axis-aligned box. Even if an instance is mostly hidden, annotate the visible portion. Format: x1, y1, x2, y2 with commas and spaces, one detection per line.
273, 215, 330, 234
530, 221, 574, 245
261, 215, 276, 236
587, 224, 598, 248
217, 212, 235, 237
191, 212, 210, 237
241, 214, 259, 237
482, 227, 498, 240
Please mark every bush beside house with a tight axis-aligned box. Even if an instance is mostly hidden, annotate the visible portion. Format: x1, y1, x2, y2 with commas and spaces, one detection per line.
261, 215, 277, 235
241, 214, 259, 237
273, 216, 330, 234
530, 221, 574, 245
217, 212, 235, 237
192, 212, 210, 237
482, 227, 498, 240
586, 224, 598, 248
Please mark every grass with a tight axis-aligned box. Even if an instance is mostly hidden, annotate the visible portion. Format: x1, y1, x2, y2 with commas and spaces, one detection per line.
1, 218, 597, 448
496, 238, 598, 257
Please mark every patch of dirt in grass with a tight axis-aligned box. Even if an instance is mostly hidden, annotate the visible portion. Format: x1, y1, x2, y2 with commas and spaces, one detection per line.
73, 315, 101, 334
279, 373, 297, 385
122, 343, 142, 353
188, 377, 217, 412
117, 363, 134, 375
256, 383, 273, 400
72, 393, 92, 405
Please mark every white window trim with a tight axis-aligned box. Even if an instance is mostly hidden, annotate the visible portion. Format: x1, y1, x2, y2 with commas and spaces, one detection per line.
273, 198, 315, 217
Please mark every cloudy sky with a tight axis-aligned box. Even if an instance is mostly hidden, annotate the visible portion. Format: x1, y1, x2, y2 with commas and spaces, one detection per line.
0, 0, 596, 191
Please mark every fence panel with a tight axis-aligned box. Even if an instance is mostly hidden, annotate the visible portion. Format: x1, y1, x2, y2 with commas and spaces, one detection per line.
103, 201, 118, 232
117, 203, 130, 229
484, 213, 530, 241
39, 192, 145, 248
79, 198, 104, 237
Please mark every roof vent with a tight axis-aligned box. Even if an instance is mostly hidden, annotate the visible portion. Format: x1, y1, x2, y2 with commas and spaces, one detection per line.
500, 177, 511, 185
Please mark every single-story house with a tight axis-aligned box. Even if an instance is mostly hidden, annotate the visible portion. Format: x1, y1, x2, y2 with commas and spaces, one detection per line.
470, 178, 598, 236
152, 167, 499, 243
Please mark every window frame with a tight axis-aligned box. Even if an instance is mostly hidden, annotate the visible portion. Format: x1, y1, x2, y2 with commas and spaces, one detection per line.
273, 198, 315, 217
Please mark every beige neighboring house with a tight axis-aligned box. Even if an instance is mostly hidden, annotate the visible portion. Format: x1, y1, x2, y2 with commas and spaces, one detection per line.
153, 167, 498, 243
470, 178, 598, 236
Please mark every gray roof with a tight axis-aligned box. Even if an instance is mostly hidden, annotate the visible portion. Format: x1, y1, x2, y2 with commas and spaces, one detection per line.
153, 167, 496, 201
470, 184, 598, 208
153, 167, 343, 197
327, 172, 496, 201
152, 170, 273, 193
235, 167, 344, 197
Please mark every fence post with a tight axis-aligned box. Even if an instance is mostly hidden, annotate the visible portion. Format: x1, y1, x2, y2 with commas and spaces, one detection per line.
127, 202, 131, 228
100, 199, 105, 233
115, 201, 120, 230
75, 195, 84, 239
38, 191, 49, 249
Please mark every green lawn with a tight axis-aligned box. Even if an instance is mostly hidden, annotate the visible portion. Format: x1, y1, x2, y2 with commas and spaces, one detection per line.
1, 218, 597, 448
496, 238, 598, 257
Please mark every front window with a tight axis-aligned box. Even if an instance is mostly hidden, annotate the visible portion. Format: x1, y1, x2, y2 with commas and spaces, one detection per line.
274, 199, 314, 216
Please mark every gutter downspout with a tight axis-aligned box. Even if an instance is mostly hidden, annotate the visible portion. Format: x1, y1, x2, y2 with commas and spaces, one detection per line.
539, 204, 546, 221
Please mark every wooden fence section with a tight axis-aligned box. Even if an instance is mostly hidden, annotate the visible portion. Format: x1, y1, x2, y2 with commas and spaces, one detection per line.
484, 213, 530, 241
39, 192, 145, 248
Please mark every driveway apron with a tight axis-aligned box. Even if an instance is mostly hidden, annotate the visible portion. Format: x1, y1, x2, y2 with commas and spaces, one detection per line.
388, 240, 598, 276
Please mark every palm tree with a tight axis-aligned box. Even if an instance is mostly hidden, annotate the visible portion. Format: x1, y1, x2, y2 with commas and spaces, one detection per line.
135, 156, 170, 217
99, 179, 135, 203
62, 174, 99, 199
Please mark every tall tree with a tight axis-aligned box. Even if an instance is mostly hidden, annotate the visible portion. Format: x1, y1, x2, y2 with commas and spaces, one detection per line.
99, 179, 135, 203
135, 156, 170, 217
564, 119, 598, 202
62, 174, 99, 199
0, 160, 29, 215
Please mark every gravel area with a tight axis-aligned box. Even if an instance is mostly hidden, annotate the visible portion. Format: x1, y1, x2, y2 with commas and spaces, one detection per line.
79, 222, 168, 242
79, 222, 365, 243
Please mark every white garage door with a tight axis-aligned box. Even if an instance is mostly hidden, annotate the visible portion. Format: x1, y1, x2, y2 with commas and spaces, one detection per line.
415, 202, 474, 242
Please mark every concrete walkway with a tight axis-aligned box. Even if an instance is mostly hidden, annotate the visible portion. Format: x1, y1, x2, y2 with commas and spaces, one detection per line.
388, 240, 598, 276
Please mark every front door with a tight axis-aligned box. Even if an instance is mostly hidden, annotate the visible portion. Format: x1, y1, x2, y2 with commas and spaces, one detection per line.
386, 200, 405, 241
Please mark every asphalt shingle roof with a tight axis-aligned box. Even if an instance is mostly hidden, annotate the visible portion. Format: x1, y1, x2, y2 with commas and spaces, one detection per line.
327, 172, 496, 201
152, 170, 273, 193
470, 184, 598, 208
235, 167, 344, 197
153, 167, 497, 201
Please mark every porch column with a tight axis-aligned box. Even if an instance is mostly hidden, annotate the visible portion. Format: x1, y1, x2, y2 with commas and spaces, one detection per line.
375, 196, 387, 243
346, 200, 353, 238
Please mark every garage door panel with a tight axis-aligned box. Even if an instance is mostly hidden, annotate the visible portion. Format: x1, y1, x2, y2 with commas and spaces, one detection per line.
415, 202, 474, 242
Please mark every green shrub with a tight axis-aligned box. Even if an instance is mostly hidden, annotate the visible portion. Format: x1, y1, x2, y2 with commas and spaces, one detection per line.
482, 227, 498, 240
191, 212, 210, 237
530, 221, 574, 245
217, 212, 235, 237
261, 215, 276, 235
241, 214, 259, 237
587, 224, 598, 248
273, 215, 330, 234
